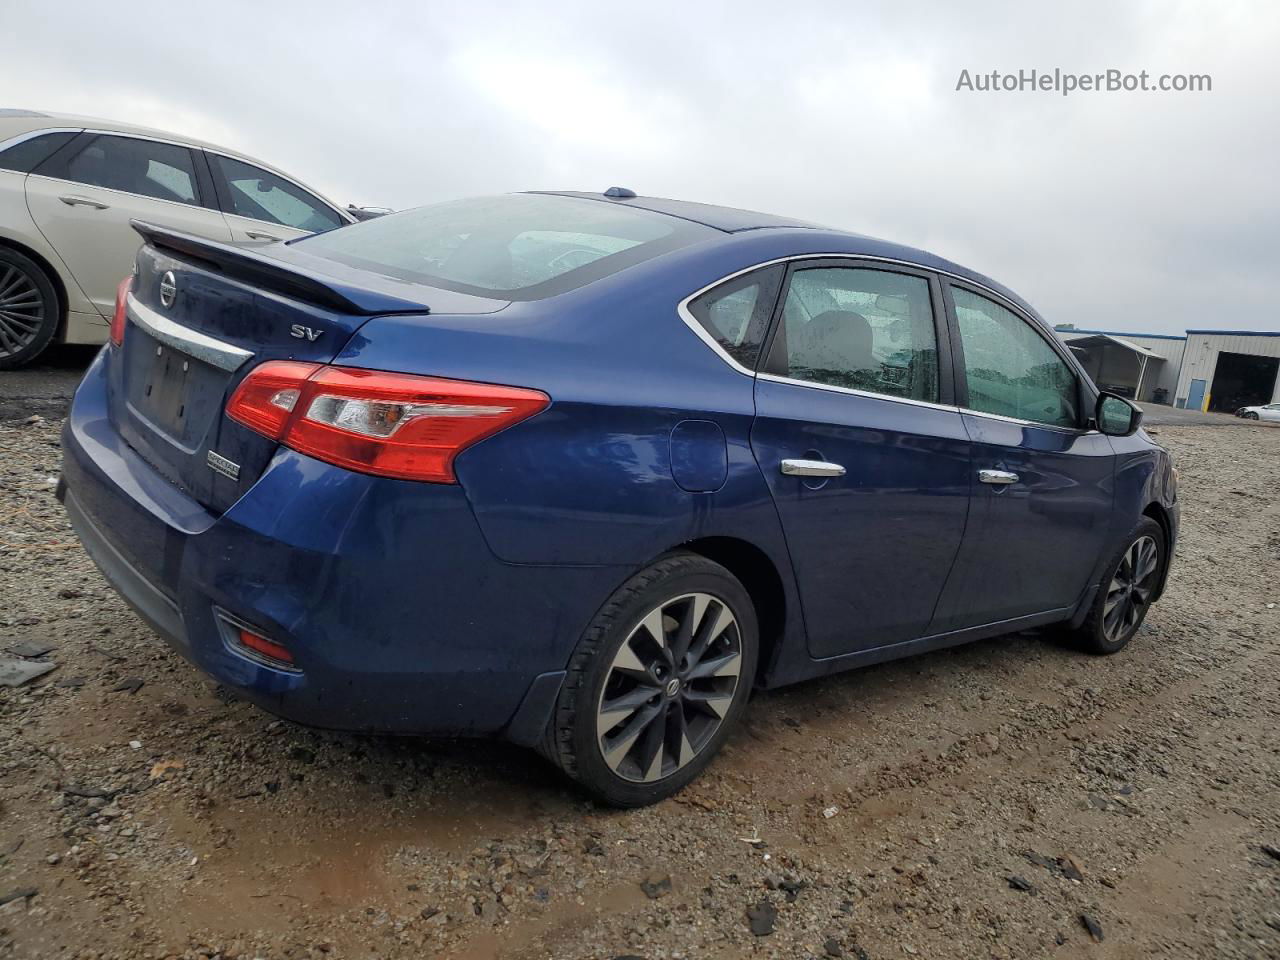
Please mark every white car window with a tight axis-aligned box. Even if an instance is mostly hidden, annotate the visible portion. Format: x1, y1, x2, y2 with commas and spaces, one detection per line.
211, 154, 340, 232
63, 135, 199, 206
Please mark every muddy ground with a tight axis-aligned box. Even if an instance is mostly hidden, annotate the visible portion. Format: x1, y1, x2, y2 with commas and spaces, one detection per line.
1, 390, 1278, 959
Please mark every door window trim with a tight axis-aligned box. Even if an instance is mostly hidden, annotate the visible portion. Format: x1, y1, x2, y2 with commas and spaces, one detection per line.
0, 127, 85, 152
677, 252, 1101, 430
942, 277, 1097, 434
29, 130, 209, 210
204, 150, 349, 229
759, 257, 956, 407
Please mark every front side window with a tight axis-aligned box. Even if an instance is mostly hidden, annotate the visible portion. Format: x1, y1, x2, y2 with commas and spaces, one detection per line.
770, 266, 939, 402
297, 193, 717, 300
211, 155, 341, 232
953, 287, 1079, 428
63, 135, 198, 205
686, 266, 784, 368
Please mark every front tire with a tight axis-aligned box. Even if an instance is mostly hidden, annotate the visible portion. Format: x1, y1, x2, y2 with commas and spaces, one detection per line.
543, 553, 758, 807
1069, 517, 1166, 654
0, 247, 60, 370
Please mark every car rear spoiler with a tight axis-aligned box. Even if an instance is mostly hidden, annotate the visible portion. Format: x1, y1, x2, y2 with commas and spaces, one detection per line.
130, 220, 430, 316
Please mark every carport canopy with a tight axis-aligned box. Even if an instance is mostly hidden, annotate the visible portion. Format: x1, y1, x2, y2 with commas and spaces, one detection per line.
1066, 334, 1165, 400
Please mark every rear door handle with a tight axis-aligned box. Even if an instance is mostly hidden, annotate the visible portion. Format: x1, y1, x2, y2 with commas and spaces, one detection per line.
59, 195, 109, 209
978, 469, 1019, 485
244, 230, 281, 242
781, 459, 846, 478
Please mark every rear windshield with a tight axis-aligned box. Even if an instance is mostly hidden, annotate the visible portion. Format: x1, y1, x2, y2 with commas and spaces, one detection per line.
294, 193, 715, 300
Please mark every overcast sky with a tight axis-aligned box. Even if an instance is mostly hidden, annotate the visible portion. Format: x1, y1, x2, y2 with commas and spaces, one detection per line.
2, 0, 1276, 333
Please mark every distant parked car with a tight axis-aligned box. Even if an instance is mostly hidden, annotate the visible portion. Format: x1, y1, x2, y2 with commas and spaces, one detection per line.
1235, 403, 1280, 420
58, 190, 1179, 806
0, 109, 359, 368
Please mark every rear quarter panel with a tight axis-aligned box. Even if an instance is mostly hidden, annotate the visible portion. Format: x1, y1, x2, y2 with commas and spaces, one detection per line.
336, 238, 796, 570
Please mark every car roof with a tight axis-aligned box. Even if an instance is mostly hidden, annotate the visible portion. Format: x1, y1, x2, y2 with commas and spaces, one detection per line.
1, 110, 242, 155
541, 190, 1043, 322
540, 191, 820, 232
0, 109, 348, 217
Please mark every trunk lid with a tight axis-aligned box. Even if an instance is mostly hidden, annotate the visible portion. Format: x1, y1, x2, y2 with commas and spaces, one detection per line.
107, 223, 501, 515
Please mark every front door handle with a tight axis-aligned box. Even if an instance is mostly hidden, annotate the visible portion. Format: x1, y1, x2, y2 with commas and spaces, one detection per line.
244, 230, 281, 242
59, 195, 109, 209
781, 458, 846, 478
978, 469, 1019, 485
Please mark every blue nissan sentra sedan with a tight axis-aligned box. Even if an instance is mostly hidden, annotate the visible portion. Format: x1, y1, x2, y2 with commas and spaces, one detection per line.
58, 190, 1178, 806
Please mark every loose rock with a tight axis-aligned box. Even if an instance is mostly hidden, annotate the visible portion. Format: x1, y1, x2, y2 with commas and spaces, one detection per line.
746, 900, 777, 936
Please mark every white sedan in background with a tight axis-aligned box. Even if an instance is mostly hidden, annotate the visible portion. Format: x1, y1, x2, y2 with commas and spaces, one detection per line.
1236, 402, 1280, 421
0, 109, 363, 368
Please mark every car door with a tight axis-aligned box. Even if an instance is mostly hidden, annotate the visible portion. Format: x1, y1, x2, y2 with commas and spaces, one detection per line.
749, 260, 972, 659
1262, 403, 1280, 422
929, 283, 1115, 631
206, 152, 345, 243
23, 133, 233, 316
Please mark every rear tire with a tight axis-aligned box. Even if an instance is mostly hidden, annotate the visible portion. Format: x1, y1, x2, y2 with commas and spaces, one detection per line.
542, 553, 758, 807
0, 247, 60, 370
1068, 517, 1165, 655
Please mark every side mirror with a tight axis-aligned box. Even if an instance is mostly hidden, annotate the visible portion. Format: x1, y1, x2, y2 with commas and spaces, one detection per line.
1096, 391, 1142, 436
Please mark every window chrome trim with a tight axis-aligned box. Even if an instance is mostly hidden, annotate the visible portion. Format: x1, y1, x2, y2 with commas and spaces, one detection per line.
676, 252, 1038, 379
0, 127, 85, 152
69, 132, 349, 223
24, 129, 208, 209
26, 172, 209, 212
759, 372, 1097, 433
679, 252, 1099, 433
14, 127, 352, 224
125, 293, 252, 372
206, 150, 353, 226
757, 372, 960, 414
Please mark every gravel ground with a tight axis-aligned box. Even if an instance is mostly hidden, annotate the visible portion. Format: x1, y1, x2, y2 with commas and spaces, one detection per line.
1, 407, 1278, 960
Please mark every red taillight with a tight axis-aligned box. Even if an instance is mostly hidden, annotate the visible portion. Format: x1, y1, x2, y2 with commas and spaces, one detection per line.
224, 361, 321, 438
227, 363, 550, 483
109, 275, 134, 346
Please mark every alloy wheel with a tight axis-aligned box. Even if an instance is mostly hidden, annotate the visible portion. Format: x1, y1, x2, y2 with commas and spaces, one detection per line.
1103, 535, 1159, 644
0, 264, 46, 359
596, 592, 743, 783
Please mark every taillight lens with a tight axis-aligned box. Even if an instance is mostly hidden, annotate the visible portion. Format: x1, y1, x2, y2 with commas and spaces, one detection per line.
227, 363, 550, 483
109, 275, 134, 346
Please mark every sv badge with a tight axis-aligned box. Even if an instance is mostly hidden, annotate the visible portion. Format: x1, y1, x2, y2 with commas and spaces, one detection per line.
290, 324, 323, 341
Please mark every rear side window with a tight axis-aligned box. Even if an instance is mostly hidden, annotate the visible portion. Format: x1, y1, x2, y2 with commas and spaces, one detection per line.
0, 131, 77, 173
211, 154, 341, 232
685, 266, 784, 368
770, 267, 940, 402
61, 135, 198, 205
296, 193, 717, 300
952, 287, 1080, 428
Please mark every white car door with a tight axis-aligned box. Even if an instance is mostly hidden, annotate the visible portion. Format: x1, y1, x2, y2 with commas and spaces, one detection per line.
24, 133, 232, 316
205, 152, 346, 244
1262, 403, 1280, 422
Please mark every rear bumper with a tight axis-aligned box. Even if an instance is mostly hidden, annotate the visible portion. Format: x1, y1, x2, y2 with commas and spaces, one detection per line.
59, 350, 622, 740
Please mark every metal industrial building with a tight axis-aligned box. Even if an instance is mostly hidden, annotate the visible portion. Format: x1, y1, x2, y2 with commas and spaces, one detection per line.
1056, 326, 1280, 411
1172, 331, 1280, 412
1056, 328, 1186, 404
